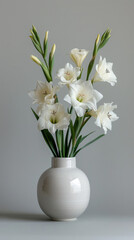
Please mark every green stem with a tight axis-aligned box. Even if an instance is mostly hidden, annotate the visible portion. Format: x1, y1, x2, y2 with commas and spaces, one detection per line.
61, 131, 65, 157
56, 130, 62, 157
86, 53, 97, 81
44, 57, 49, 69
66, 136, 72, 157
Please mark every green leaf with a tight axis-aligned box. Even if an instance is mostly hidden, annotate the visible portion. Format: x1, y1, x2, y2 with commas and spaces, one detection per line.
73, 131, 95, 153
81, 131, 95, 142
73, 135, 82, 153
69, 106, 73, 114
42, 129, 58, 157
70, 120, 75, 146
56, 130, 62, 157
74, 134, 105, 156
65, 127, 70, 157
31, 108, 58, 156
74, 116, 84, 138
61, 131, 65, 157
31, 108, 39, 120
77, 116, 91, 135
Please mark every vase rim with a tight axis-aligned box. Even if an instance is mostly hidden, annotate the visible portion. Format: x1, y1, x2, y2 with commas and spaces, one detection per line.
51, 157, 76, 168
52, 157, 76, 160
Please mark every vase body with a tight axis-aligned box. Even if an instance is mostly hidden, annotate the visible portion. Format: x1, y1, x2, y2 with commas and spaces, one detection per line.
37, 157, 90, 221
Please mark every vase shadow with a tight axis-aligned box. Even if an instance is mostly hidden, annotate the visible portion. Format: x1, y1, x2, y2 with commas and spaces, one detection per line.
0, 212, 51, 222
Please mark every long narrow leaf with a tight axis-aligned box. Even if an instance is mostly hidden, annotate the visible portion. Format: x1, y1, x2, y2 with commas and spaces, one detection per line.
31, 108, 39, 120
76, 117, 84, 138
77, 116, 91, 136
31, 108, 58, 156
74, 134, 105, 156
73, 135, 82, 153
70, 120, 75, 146
65, 127, 69, 157
43, 129, 58, 156
74, 131, 95, 153
81, 131, 95, 142
56, 130, 62, 157
41, 130, 57, 157
61, 131, 65, 157
66, 136, 72, 157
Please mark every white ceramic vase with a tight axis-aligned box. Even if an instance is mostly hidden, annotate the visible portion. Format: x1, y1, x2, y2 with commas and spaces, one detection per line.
37, 157, 90, 221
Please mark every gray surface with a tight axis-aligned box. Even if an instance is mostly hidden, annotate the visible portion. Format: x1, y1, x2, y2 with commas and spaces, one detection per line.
0, 0, 134, 219
0, 214, 134, 240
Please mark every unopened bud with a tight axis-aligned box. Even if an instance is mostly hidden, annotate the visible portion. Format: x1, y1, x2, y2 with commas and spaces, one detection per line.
29, 35, 33, 40
45, 31, 49, 44
32, 25, 37, 33
51, 44, 56, 59
30, 55, 41, 65
96, 34, 100, 45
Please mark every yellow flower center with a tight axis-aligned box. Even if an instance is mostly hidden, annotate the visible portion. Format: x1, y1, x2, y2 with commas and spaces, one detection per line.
77, 93, 85, 102
64, 71, 73, 80
50, 110, 58, 124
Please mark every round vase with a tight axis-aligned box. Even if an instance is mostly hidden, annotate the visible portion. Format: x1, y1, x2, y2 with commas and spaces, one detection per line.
37, 157, 90, 221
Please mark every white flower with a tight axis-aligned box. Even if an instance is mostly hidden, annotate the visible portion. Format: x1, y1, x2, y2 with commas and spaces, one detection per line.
64, 80, 103, 117
70, 48, 89, 67
93, 56, 117, 86
28, 81, 59, 105
93, 103, 119, 134
57, 63, 80, 86
38, 103, 70, 134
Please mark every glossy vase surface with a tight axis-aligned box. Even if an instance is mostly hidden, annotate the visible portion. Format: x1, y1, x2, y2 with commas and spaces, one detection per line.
37, 157, 90, 221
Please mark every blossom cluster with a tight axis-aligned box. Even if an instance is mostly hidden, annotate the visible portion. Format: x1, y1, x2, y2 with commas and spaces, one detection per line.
29, 27, 119, 157
29, 49, 118, 135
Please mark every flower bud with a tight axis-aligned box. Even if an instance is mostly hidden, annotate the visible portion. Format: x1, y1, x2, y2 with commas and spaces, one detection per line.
32, 25, 37, 33
45, 31, 49, 44
70, 48, 88, 68
29, 35, 33, 40
30, 55, 41, 65
96, 34, 100, 45
51, 44, 56, 59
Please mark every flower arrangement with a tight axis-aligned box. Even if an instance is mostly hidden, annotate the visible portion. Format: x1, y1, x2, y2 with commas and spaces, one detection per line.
29, 26, 119, 157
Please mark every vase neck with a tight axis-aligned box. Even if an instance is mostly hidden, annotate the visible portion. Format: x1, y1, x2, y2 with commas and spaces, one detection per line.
51, 157, 76, 168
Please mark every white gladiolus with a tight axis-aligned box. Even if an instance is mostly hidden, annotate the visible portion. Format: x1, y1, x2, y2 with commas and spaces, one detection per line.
70, 48, 88, 67
57, 63, 80, 86
38, 103, 70, 134
64, 80, 103, 117
93, 56, 117, 86
28, 81, 59, 106
93, 103, 119, 134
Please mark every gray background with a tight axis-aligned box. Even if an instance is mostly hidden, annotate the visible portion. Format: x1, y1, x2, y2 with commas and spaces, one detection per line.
0, 0, 133, 218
